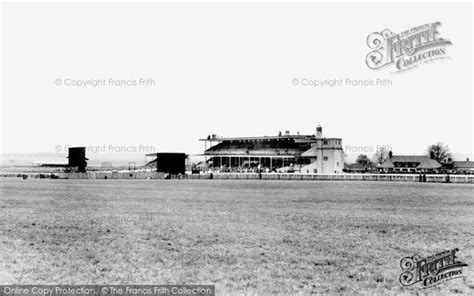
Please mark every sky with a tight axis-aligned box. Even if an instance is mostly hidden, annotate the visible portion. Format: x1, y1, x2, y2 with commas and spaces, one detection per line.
1, 2, 472, 162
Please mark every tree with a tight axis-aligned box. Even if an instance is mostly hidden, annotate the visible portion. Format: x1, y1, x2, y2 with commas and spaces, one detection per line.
427, 142, 451, 163
373, 146, 389, 164
356, 154, 372, 166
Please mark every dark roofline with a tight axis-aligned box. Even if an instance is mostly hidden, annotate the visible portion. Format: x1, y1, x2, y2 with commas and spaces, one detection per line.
145, 152, 188, 157
199, 135, 342, 141
198, 154, 296, 158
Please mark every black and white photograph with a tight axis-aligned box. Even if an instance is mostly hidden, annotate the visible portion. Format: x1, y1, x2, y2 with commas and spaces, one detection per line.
0, 0, 473, 295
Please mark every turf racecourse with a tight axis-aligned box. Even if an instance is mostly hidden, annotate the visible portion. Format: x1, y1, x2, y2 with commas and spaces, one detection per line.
1, 179, 473, 295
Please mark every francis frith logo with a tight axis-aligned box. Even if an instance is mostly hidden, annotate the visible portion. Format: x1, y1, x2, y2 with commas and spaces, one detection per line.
399, 248, 468, 288
366, 22, 452, 73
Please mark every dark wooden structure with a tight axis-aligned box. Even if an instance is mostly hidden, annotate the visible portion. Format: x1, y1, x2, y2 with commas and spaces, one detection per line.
146, 152, 187, 174
67, 147, 88, 172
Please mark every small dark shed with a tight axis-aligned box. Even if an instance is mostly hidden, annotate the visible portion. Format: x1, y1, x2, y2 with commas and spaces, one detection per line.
146, 152, 187, 174
68, 147, 88, 172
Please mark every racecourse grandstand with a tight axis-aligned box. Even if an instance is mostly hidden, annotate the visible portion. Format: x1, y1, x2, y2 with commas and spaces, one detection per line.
199, 125, 344, 173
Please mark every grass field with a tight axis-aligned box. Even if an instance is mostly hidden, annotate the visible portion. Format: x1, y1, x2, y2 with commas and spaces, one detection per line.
0, 179, 473, 295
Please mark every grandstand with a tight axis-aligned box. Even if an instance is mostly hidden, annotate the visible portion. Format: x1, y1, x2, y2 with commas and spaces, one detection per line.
199, 125, 344, 173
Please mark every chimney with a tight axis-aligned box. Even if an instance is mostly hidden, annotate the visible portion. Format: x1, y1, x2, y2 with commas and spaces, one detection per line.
467, 158, 470, 162
389, 151, 393, 158
316, 125, 323, 138
285, 130, 290, 135
430, 151, 435, 159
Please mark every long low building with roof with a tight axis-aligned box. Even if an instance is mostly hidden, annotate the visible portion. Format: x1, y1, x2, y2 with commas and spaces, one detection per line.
452, 160, 474, 173
377, 155, 441, 173
199, 125, 344, 174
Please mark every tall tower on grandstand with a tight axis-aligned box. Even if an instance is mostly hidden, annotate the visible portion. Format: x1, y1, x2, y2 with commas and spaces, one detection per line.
316, 125, 323, 138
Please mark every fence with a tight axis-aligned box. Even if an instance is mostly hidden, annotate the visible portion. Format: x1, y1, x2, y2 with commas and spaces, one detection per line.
2, 171, 473, 183
184, 172, 474, 183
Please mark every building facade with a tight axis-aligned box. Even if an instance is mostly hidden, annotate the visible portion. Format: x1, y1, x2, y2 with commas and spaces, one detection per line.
200, 125, 344, 174
377, 155, 441, 173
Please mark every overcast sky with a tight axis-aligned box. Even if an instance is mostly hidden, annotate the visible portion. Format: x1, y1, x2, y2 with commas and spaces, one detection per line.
1, 2, 472, 161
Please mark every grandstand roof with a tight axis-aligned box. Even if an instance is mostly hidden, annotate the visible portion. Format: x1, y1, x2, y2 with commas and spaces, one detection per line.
199, 135, 341, 142
197, 154, 296, 158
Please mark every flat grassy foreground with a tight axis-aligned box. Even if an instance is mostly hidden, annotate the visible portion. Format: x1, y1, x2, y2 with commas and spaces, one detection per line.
0, 179, 473, 295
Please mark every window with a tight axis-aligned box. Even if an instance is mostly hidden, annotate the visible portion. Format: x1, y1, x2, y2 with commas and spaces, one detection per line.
323, 140, 328, 145
324, 156, 328, 161
336, 162, 339, 167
